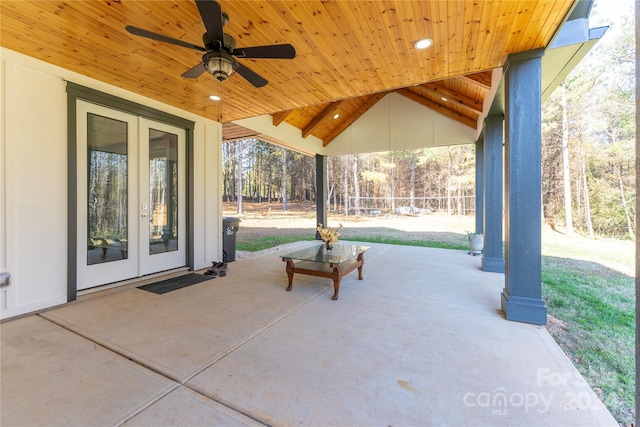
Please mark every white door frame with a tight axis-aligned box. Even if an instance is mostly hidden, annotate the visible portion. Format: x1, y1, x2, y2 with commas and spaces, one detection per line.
76, 101, 187, 290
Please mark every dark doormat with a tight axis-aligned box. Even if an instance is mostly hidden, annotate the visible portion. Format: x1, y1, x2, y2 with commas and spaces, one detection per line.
138, 273, 214, 295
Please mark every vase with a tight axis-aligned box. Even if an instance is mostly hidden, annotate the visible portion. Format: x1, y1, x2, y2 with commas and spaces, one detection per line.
468, 234, 484, 256
325, 240, 333, 250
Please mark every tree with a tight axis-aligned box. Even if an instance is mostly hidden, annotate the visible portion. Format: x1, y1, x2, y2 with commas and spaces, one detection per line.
409, 150, 417, 211
542, 9, 634, 239
559, 84, 575, 235
383, 152, 397, 212
236, 140, 245, 214
343, 156, 349, 215
352, 154, 361, 215
281, 147, 288, 211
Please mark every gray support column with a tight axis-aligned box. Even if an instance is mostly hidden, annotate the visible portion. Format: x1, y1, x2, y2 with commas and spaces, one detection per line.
501, 49, 547, 325
475, 135, 484, 234
482, 115, 505, 273
315, 154, 328, 240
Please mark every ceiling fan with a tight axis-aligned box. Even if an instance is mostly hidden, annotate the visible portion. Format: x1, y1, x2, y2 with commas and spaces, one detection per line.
126, 0, 295, 88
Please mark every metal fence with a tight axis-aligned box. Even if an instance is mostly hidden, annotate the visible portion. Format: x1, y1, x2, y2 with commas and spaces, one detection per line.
338, 196, 476, 215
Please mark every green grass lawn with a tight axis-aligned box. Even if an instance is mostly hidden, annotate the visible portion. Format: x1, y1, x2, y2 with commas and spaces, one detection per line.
237, 235, 314, 252
238, 235, 469, 252
236, 227, 635, 425
542, 256, 635, 426
341, 235, 468, 251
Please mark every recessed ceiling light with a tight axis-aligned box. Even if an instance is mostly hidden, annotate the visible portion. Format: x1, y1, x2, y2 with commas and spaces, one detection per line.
441, 97, 448, 102
209, 95, 221, 101
414, 38, 433, 50
333, 113, 340, 119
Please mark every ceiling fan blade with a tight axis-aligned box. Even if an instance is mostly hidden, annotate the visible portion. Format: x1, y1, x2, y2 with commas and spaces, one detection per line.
235, 62, 268, 88
234, 44, 296, 59
126, 26, 205, 52
181, 63, 208, 79
196, 0, 224, 42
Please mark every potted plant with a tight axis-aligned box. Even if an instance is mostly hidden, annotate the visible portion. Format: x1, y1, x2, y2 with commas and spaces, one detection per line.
466, 231, 484, 256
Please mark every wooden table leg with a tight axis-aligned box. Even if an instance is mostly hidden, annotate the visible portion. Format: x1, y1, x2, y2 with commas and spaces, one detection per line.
283, 258, 295, 291
331, 279, 340, 300
357, 252, 365, 280
330, 264, 341, 300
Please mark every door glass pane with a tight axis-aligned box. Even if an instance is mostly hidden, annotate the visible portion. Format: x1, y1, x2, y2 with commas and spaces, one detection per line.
149, 128, 179, 254
87, 113, 128, 265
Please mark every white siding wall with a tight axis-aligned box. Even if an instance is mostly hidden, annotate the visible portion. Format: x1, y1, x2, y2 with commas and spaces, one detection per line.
203, 124, 222, 267
324, 93, 477, 156
2, 58, 68, 317
0, 48, 222, 319
232, 92, 478, 157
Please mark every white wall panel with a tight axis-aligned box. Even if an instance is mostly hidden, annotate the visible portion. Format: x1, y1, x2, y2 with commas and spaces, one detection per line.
192, 122, 223, 272
389, 94, 435, 150
352, 96, 392, 153
324, 93, 476, 156
192, 122, 206, 270
433, 113, 477, 147
203, 123, 222, 270
1, 57, 8, 311
2, 61, 68, 317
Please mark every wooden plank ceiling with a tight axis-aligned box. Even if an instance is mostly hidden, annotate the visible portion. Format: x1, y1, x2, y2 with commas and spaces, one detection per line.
1, 0, 573, 146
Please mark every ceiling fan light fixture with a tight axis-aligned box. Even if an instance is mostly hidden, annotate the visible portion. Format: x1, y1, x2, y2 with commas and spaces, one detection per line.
126, 0, 295, 88
414, 38, 433, 50
207, 55, 235, 81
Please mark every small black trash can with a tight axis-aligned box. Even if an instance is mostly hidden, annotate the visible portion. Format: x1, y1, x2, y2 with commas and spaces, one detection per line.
222, 217, 241, 262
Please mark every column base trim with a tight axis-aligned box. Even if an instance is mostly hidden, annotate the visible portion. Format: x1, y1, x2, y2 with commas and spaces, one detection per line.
482, 256, 505, 273
501, 291, 547, 325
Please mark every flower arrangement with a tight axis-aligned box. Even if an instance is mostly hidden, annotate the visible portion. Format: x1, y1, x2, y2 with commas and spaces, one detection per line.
317, 223, 343, 244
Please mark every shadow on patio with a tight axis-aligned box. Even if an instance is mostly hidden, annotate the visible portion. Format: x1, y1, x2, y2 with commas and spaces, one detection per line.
1, 242, 616, 426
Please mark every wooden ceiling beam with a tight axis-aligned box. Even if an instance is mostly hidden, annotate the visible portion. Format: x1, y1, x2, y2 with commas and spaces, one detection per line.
272, 110, 293, 126
302, 101, 344, 139
222, 122, 259, 142
395, 88, 478, 129
419, 82, 484, 115
459, 71, 493, 91
323, 92, 387, 147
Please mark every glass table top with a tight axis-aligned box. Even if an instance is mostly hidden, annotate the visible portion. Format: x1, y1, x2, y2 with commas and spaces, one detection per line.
281, 243, 369, 264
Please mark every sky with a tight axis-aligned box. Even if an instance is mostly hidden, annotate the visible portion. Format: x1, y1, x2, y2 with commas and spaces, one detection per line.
590, 0, 633, 29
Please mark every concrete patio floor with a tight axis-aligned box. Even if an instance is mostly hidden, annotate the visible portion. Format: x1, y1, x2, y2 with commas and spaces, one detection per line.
1, 242, 617, 426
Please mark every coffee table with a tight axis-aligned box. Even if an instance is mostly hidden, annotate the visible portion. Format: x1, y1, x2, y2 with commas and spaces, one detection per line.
281, 243, 369, 300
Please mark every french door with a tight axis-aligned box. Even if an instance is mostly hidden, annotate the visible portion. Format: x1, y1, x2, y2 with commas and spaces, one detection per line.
76, 101, 186, 290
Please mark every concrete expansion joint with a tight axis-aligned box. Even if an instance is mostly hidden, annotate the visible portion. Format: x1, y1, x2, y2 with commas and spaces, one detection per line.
181, 384, 271, 427
113, 383, 180, 427
181, 285, 331, 384
35, 305, 295, 427
38, 312, 189, 383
